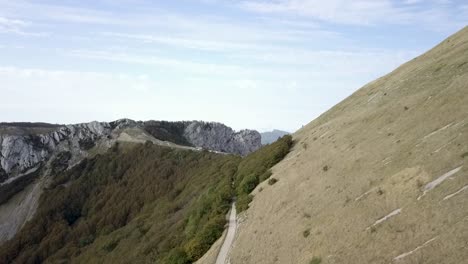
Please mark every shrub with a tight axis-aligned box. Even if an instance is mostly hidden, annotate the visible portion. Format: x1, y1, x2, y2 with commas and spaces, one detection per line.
164, 248, 190, 264
377, 188, 384, 195
310, 256, 322, 264
102, 239, 119, 252
79, 235, 95, 248
259, 170, 272, 182
268, 178, 278, 185
303, 229, 310, 238
239, 174, 259, 194
236, 195, 253, 213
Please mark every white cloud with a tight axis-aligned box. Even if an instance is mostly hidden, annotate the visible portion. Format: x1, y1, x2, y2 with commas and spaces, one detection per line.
101, 32, 254, 52
0, 16, 48, 36
404, 0, 423, 4
0, 16, 27, 34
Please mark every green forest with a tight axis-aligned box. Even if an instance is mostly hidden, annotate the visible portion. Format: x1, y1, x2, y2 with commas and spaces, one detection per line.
0, 136, 292, 264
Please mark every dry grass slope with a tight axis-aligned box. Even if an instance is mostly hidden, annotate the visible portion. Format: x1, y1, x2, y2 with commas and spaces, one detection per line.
223, 26, 468, 264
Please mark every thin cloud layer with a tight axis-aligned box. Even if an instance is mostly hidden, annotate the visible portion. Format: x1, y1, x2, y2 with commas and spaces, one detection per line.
0, 0, 465, 131
240, 0, 466, 29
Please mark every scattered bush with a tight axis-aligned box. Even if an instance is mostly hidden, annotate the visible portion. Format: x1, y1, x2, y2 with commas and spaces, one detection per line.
50, 151, 71, 175
322, 165, 329, 172
164, 248, 190, 264
377, 188, 385, 195
102, 239, 120, 252
303, 229, 310, 238
310, 256, 322, 264
236, 194, 253, 213
259, 170, 272, 182
268, 178, 278, 185
79, 138, 96, 150
461, 152, 468, 158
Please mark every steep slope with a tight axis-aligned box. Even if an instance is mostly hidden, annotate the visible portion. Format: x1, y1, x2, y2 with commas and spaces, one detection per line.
261, 130, 290, 145
218, 27, 468, 264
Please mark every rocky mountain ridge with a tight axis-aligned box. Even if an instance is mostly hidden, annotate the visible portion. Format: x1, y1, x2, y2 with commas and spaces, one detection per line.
0, 119, 261, 183
0, 119, 260, 243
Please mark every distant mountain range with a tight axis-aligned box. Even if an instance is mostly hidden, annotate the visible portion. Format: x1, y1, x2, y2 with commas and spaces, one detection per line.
260, 129, 290, 144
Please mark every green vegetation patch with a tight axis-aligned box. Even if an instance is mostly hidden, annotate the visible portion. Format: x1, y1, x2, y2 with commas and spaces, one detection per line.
0, 134, 293, 263
0, 143, 239, 264
310, 256, 322, 264
142, 121, 193, 146
235, 135, 293, 212
0, 167, 42, 205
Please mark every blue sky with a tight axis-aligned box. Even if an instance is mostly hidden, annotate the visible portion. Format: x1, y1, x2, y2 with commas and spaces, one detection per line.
0, 0, 466, 132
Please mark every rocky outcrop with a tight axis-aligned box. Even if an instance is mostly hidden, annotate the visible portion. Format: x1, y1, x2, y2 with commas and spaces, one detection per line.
0, 121, 112, 177
184, 122, 261, 156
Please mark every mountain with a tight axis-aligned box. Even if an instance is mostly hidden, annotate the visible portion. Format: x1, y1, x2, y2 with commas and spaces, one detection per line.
0, 124, 291, 263
0, 119, 261, 182
260, 129, 290, 145
0, 119, 261, 245
196, 27, 468, 263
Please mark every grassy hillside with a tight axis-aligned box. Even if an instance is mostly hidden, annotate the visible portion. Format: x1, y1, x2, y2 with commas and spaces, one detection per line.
221, 27, 468, 264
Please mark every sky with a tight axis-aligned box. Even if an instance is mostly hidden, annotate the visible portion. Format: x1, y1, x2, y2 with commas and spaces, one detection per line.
0, 0, 466, 132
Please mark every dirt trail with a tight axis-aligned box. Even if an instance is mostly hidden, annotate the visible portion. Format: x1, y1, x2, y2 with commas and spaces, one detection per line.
215, 203, 237, 264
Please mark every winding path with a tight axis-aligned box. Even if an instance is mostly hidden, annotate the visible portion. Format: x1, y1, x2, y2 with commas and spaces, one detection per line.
215, 203, 237, 264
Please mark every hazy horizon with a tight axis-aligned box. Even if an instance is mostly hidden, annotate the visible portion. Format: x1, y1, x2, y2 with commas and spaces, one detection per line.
1, 0, 466, 132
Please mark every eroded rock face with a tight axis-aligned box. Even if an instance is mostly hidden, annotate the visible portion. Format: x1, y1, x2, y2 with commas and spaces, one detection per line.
0, 121, 112, 178
184, 122, 261, 156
